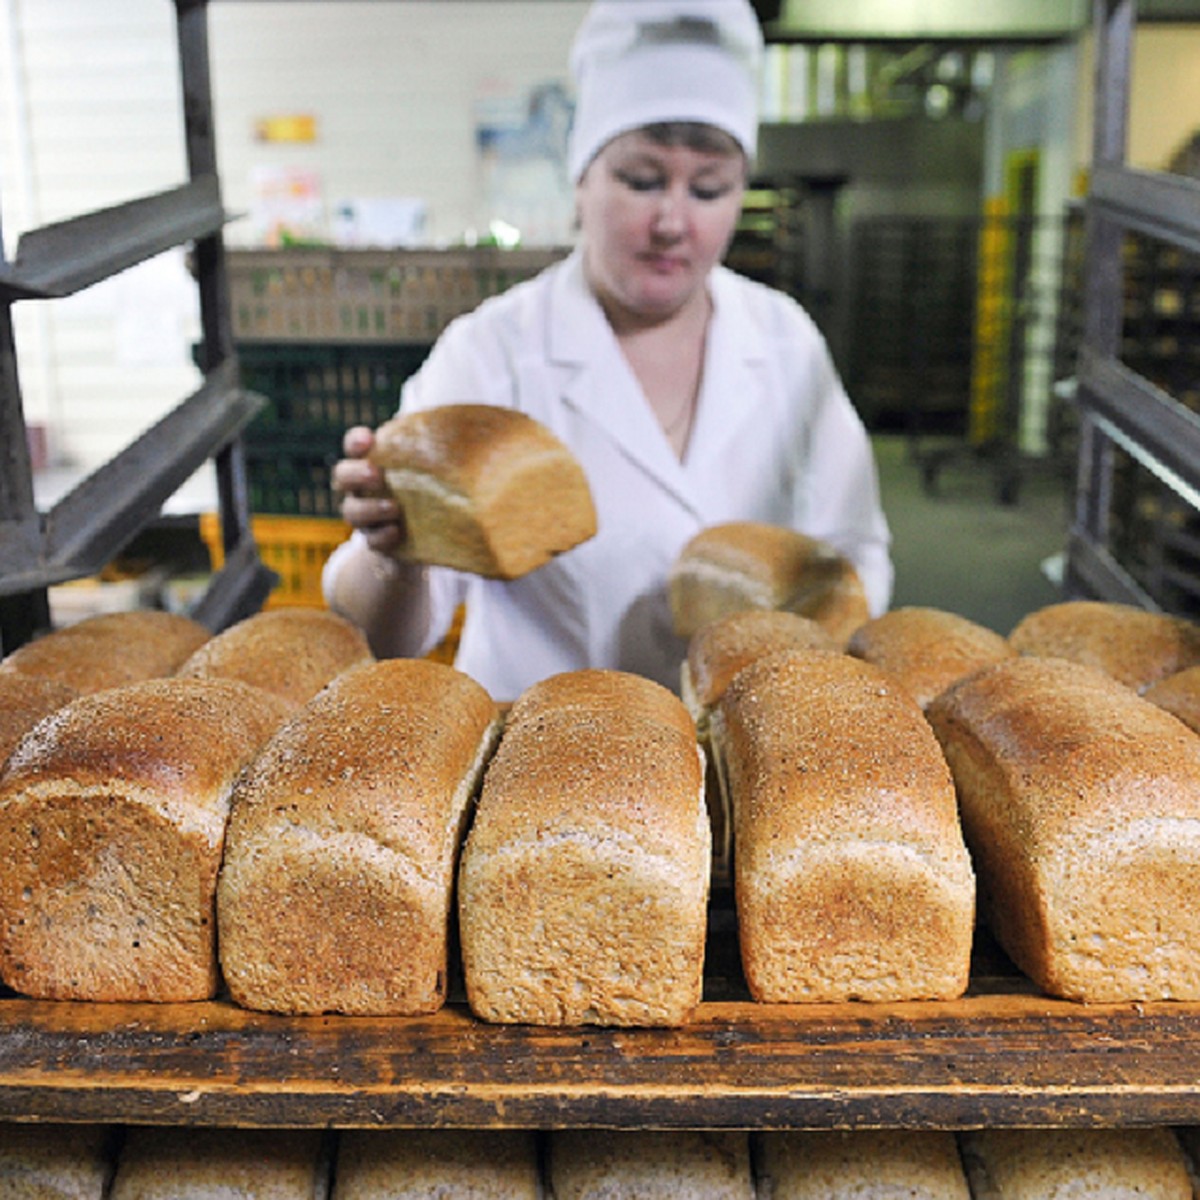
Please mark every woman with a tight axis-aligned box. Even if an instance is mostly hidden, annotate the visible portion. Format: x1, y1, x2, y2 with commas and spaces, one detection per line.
325, 0, 892, 702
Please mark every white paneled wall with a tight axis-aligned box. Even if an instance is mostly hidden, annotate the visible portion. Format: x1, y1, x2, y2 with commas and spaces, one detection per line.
0, 0, 586, 478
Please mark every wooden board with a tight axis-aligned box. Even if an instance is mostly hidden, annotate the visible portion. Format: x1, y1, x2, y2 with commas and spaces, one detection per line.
2, 988, 1200, 1130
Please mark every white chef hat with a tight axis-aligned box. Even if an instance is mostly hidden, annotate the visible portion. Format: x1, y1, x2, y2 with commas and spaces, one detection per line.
567, 0, 764, 182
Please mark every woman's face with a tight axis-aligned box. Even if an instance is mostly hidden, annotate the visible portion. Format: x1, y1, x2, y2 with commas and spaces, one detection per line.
576, 129, 746, 328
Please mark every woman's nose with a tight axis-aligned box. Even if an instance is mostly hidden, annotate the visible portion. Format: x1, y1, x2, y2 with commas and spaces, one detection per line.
651, 187, 687, 236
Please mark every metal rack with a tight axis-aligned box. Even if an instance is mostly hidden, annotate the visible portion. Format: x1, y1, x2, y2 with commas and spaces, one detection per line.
0, 0, 275, 655
1065, 0, 1200, 606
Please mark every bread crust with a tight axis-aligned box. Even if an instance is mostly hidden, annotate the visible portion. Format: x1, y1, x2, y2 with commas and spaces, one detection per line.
1144, 663, 1200, 733
0, 610, 210, 695
668, 522, 868, 645
0, 672, 78, 769
1008, 599, 1200, 691
371, 403, 598, 578
847, 605, 1016, 710
218, 658, 499, 1015
176, 607, 372, 708
459, 670, 709, 1026
0, 678, 291, 1001
712, 650, 974, 1002
927, 655, 1200, 1001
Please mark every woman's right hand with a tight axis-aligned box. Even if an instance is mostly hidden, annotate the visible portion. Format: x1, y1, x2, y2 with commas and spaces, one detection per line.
331, 425, 405, 556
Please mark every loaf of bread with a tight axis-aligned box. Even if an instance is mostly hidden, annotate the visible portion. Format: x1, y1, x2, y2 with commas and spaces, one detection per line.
927, 655, 1200, 1001
218, 658, 499, 1015
370, 403, 598, 578
1008, 599, 1200, 691
458, 668, 709, 1026
0, 677, 293, 1001
110, 1127, 327, 1200
0, 1122, 114, 1200
847, 605, 1016, 710
332, 1130, 540, 1200
1143, 664, 1200, 733
959, 1128, 1192, 1199
0, 609, 210, 695
0, 672, 78, 768
755, 1130, 970, 1200
176, 606, 373, 708
711, 649, 974, 1002
548, 1131, 753, 1200
668, 522, 868, 645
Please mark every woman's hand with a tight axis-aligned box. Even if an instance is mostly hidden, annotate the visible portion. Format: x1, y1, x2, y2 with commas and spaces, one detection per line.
331, 425, 405, 556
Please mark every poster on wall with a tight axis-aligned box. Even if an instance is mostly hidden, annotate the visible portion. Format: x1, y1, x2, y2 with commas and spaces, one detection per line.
246, 165, 327, 247
474, 81, 574, 247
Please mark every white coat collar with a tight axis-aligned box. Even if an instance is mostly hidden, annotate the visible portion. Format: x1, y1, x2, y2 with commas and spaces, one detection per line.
546, 249, 769, 517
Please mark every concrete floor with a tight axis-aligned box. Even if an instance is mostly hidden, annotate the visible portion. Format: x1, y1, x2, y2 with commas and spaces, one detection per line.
872, 435, 1072, 636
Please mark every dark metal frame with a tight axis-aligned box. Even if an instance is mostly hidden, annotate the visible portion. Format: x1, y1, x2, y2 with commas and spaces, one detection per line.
0, 0, 274, 653
1065, 0, 1200, 606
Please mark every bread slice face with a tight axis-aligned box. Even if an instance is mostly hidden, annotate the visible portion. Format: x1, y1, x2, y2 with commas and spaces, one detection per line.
217, 658, 499, 1015
0, 677, 291, 1001
928, 655, 1200, 1001
371, 403, 597, 579
459, 670, 709, 1027
712, 650, 975, 1003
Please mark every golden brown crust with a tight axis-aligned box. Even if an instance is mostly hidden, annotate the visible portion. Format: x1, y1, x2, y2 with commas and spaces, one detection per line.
712, 649, 974, 1002
667, 521, 868, 644
459, 670, 709, 1026
176, 607, 372, 707
0, 677, 292, 1002
1008, 600, 1200, 691
927, 655, 1200, 1001
0, 610, 210, 695
218, 658, 499, 1016
847, 606, 1016, 710
0, 672, 79, 769
683, 609, 839, 715
371, 403, 598, 579
1144, 663, 1200, 733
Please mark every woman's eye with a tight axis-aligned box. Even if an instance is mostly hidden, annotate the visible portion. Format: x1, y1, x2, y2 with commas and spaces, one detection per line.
617, 172, 663, 192
692, 185, 732, 202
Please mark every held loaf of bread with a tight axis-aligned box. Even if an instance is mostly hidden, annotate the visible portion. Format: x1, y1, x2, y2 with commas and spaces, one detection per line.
332, 1130, 540, 1200
1008, 599, 1200, 691
667, 521, 868, 645
927, 655, 1200, 1001
711, 649, 975, 1002
959, 1128, 1193, 1200
548, 1131, 753, 1200
176, 606, 373, 708
458, 669, 709, 1026
755, 1130, 970, 1200
0, 610, 210, 695
110, 1127, 327, 1200
0, 677, 292, 1001
218, 658, 499, 1015
847, 605, 1016, 710
370, 403, 598, 578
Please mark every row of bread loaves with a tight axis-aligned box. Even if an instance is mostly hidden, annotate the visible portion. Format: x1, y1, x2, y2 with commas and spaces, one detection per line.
4, 1121, 1198, 1200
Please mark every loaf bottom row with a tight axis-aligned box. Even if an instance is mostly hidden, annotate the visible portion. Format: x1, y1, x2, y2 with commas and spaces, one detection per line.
3, 1122, 1199, 1199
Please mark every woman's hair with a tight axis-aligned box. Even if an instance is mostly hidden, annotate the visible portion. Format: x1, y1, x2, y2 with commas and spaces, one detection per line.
639, 121, 745, 159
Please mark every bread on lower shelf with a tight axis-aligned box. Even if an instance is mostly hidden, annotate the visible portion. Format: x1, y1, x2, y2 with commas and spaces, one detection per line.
109, 1127, 328, 1200
548, 1131, 753, 1200
458, 669, 709, 1026
0, 1121, 115, 1200
847, 605, 1016, 710
0, 678, 292, 1002
710, 649, 975, 1003
959, 1128, 1193, 1199
176, 607, 373, 708
332, 1129, 539, 1199
927, 655, 1200, 1002
218, 658, 500, 1016
0, 609, 210, 695
755, 1130, 970, 1199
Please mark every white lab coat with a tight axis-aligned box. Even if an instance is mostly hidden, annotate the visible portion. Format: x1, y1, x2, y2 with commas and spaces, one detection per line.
324, 249, 892, 701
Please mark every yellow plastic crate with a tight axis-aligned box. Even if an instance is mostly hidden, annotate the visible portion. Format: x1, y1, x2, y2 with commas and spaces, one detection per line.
200, 513, 351, 610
